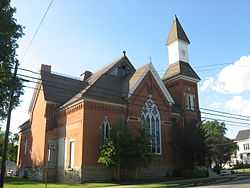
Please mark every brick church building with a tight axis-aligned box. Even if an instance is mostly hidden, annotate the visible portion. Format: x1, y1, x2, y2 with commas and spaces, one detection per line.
17, 16, 201, 182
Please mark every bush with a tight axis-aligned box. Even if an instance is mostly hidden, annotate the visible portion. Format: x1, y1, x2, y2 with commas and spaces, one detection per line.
172, 167, 208, 178
172, 168, 183, 177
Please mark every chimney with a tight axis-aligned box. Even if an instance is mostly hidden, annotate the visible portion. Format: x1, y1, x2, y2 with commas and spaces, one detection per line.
80, 70, 93, 81
41, 64, 51, 72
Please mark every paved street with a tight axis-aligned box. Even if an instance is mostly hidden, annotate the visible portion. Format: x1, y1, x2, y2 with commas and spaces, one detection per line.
193, 178, 250, 188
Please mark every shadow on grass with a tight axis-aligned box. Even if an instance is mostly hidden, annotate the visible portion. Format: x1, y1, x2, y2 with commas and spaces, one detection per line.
5, 177, 118, 187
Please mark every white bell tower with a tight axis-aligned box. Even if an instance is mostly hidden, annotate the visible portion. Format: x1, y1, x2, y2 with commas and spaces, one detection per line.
167, 16, 190, 65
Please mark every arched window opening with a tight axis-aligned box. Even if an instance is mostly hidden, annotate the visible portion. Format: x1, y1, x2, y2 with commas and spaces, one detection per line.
101, 117, 111, 144
141, 98, 162, 154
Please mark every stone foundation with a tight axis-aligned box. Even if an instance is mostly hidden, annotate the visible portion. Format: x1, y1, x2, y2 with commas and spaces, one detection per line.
19, 165, 173, 183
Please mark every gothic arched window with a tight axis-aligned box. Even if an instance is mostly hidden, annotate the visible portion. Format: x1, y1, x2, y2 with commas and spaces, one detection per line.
101, 117, 111, 143
141, 98, 161, 154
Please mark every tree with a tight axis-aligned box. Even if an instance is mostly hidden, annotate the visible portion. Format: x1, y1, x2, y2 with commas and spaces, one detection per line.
98, 120, 151, 180
0, 0, 24, 121
172, 120, 208, 169
202, 121, 238, 172
0, 131, 18, 161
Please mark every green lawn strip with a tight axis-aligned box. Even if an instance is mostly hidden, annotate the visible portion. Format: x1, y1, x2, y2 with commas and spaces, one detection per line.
4, 175, 246, 188
116, 176, 238, 188
234, 168, 250, 174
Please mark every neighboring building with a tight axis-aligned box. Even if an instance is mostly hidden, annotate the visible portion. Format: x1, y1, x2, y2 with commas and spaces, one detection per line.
17, 16, 201, 182
231, 129, 250, 165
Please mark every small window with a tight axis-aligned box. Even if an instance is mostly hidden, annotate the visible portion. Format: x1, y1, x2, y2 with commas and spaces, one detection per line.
185, 93, 195, 111
48, 143, 57, 165
243, 143, 250, 151
109, 65, 130, 77
68, 141, 75, 168
24, 137, 28, 155
101, 117, 111, 143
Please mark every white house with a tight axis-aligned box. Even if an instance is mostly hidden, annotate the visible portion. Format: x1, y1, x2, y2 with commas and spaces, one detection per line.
231, 129, 250, 165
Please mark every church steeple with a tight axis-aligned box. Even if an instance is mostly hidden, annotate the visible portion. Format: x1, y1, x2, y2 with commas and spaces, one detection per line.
163, 16, 200, 81
166, 16, 190, 65
167, 15, 190, 45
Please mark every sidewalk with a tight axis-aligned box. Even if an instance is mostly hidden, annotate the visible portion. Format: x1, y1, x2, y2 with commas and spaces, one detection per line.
107, 175, 250, 188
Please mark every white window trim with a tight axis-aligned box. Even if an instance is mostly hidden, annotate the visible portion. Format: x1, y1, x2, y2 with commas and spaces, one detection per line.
66, 138, 75, 169
141, 98, 162, 155
101, 117, 111, 143
24, 137, 28, 155
185, 93, 195, 111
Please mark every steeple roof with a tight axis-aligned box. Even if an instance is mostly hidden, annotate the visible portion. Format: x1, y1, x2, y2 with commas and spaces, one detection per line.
167, 15, 190, 45
162, 61, 200, 81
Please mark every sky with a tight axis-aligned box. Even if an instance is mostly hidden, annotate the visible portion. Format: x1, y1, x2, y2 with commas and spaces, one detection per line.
6, 0, 250, 138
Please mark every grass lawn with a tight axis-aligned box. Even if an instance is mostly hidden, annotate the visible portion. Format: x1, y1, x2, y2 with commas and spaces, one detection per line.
4, 176, 241, 188
3, 177, 188, 188
234, 168, 250, 174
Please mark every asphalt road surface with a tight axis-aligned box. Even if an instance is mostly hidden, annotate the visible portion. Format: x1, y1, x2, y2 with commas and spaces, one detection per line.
193, 178, 250, 188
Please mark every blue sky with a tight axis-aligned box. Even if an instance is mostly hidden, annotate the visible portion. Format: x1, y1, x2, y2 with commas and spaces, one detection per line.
9, 0, 250, 138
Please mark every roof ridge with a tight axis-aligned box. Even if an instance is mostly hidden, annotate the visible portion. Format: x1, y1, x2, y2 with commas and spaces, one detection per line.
167, 16, 190, 45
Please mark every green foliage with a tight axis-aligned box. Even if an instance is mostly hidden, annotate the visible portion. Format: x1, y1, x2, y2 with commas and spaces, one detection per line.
173, 166, 208, 178
172, 120, 208, 168
202, 121, 238, 171
98, 138, 116, 168
98, 120, 151, 175
0, 131, 18, 161
0, 0, 24, 121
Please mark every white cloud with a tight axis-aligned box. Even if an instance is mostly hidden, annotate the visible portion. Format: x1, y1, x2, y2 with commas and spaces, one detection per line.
200, 55, 250, 94
208, 102, 222, 109
224, 96, 250, 116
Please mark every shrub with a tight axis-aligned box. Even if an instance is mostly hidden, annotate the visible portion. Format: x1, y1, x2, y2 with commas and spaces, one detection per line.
172, 167, 208, 178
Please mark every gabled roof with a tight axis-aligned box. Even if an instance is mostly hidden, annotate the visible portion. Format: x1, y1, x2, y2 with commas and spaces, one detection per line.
167, 15, 190, 45
41, 71, 88, 104
236, 129, 250, 141
19, 119, 31, 132
62, 55, 135, 107
162, 61, 200, 81
129, 63, 175, 104
29, 70, 88, 113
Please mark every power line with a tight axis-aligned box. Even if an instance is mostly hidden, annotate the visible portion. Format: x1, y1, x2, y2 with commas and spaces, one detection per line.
12, 82, 250, 128
4, 67, 250, 128
200, 111, 250, 122
14, 72, 250, 121
201, 117, 250, 127
201, 108, 250, 119
21, 0, 55, 61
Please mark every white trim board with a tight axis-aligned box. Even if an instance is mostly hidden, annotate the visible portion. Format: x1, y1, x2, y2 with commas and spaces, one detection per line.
129, 63, 175, 104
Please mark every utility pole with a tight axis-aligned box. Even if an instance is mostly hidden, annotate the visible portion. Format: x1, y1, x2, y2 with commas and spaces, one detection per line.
0, 61, 19, 188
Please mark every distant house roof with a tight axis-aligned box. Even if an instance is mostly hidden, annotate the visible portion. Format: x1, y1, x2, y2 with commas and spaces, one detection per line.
162, 61, 200, 81
236, 129, 250, 141
167, 15, 190, 45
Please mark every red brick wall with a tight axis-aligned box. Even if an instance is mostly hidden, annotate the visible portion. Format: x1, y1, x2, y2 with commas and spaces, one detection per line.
164, 78, 200, 124
128, 72, 174, 166
17, 131, 33, 168
83, 100, 126, 166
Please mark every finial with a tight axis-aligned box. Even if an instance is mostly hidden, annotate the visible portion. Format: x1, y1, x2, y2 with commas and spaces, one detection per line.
149, 56, 152, 64
123, 50, 126, 57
